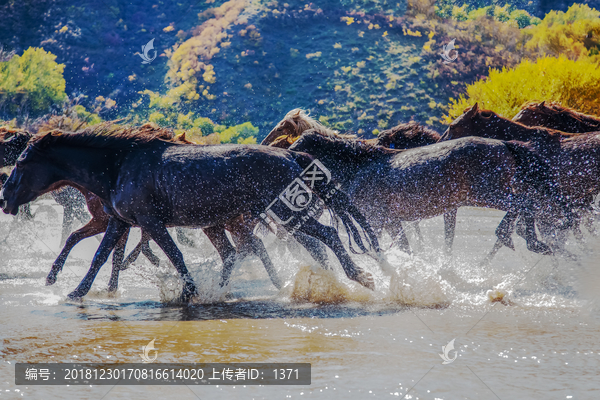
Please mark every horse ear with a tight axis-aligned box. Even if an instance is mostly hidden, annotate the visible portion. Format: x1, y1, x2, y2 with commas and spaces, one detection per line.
38, 132, 56, 148
466, 103, 478, 118
539, 101, 545, 108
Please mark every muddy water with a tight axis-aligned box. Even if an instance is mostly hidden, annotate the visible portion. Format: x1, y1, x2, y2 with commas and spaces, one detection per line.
1, 199, 599, 399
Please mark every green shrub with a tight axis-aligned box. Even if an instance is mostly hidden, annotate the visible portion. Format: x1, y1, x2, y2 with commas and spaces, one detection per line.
0, 47, 67, 117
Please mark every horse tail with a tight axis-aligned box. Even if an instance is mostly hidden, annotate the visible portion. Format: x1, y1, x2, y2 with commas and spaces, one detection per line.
290, 151, 381, 255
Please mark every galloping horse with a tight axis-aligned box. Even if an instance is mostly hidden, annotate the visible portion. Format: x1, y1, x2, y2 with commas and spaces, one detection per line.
374, 122, 464, 253
0, 129, 379, 300
443, 104, 600, 256
262, 110, 448, 253
442, 103, 600, 203
3, 124, 295, 292
279, 126, 572, 258
513, 101, 600, 133
514, 101, 600, 237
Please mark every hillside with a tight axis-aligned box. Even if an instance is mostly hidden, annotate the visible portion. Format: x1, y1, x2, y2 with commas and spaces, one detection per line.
1, 0, 600, 138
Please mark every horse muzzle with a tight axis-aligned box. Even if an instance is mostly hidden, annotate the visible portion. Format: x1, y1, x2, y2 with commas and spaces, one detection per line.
0, 194, 17, 215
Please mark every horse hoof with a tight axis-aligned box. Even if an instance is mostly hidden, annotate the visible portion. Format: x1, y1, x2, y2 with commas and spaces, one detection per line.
46, 275, 57, 286
498, 236, 515, 251
67, 291, 84, 300
180, 284, 198, 303
528, 242, 553, 255
355, 271, 375, 291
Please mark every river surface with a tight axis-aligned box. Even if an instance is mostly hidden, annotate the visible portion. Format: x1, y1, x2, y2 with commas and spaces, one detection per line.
1, 199, 599, 399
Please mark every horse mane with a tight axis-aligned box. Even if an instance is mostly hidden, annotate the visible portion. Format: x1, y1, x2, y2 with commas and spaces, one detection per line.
0, 126, 32, 140
522, 101, 600, 127
29, 121, 179, 150
377, 121, 440, 147
279, 108, 356, 140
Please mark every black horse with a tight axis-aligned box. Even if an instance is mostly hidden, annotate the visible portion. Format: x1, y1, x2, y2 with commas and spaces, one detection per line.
287, 131, 574, 259
1, 129, 380, 300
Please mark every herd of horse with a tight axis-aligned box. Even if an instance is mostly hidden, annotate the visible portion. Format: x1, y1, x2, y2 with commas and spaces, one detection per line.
0, 101, 599, 302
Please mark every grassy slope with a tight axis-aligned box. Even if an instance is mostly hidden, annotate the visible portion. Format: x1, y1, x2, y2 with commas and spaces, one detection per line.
3, 0, 596, 137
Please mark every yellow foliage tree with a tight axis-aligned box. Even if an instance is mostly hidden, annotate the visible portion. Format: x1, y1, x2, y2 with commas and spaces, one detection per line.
443, 55, 600, 123
165, 0, 247, 102
522, 4, 600, 61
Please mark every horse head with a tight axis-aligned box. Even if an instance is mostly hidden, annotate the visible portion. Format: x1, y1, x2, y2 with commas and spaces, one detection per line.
442, 103, 534, 142
0, 132, 66, 215
263, 108, 348, 149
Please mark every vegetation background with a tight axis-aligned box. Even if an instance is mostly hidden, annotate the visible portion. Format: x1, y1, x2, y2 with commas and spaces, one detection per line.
1, 0, 599, 141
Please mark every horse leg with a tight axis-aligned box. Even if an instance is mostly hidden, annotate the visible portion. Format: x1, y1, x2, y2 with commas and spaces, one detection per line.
137, 217, 197, 302
176, 227, 196, 247
67, 217, 130, 300
292, 231, 332, 269
482, 211, 519, 264
443, 210, 457, 255
203, 226, 238, 288
480, 240, 504, 265
232, 230, 283, 290
47, 217, 109, 286
122, 231, 160, 269
413, 222, 424, 247
60, 201, 75, 247
140, 231, 161, 266
295, 217, 374, 290
495, 211, 518, 250
522, 213, 552, 255
228, 220, 283, 289
385, 223, 411, 254
107, 228, 130, 293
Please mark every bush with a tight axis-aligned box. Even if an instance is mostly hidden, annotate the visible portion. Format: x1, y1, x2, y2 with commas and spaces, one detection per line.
522, 4, 600, 61
0, 47, 67, 118
443, 55, 600, 122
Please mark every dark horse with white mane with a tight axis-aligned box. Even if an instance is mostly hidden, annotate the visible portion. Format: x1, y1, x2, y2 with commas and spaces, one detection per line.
283, 130, 574, 258
0, 130, 380, 301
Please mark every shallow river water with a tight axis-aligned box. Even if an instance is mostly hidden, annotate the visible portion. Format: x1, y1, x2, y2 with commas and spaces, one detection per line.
1, 199, 599, 399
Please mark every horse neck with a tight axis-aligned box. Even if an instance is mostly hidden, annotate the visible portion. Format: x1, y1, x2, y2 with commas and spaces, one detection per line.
307, 139, 387, 183
45, 145, 121, 200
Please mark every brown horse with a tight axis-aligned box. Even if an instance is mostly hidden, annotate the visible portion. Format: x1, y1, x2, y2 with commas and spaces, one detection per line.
513, 101, 600, 238
513, 101, 600, 133
443, 104, 600, 203
0, 128, 379, 300
273, 121, 573, 258
443, 104, 600, 256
